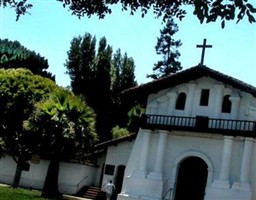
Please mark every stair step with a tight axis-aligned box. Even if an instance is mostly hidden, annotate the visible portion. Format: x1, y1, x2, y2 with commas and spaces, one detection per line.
87, 188, 100, 191
83, 195, 96, 199
86, 191, 100, 194
77, 186, 105, 200
87, 189, 100, 193
88, 186, 101, 190
86, 191, 99, 194
84, 194, 98, 197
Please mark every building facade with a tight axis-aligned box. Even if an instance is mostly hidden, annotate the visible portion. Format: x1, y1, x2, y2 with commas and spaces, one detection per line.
117, 65, 256, 200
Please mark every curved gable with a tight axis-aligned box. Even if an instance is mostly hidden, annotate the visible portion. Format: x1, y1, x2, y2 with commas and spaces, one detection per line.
124, 65, 256, 98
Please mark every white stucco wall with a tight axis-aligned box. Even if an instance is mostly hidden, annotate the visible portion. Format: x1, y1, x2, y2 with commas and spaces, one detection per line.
119, 129, 256, 200
146, 77, 256, 121
0, 155, 98, 194
102, 141, 134, 188
250, 142, 256, 200
94, 154, 106, 187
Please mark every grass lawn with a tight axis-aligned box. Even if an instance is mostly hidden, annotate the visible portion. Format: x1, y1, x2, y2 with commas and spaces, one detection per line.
0, 186, 65, 200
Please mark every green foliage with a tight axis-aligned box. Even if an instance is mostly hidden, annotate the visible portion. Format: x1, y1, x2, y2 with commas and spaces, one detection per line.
25, 88, 98, 159
111, 49, 137, 129
66, 34, 112, 141
148, 19, 182, 79
112, 49, 137, 96
1, 1, 32, 21
65, 33, 137, 141
0, 68, 57, 160
24, 88, 97, 198
65, 34, 96, 99
0, 68, 57, 187
128, 104, 145, 133
0, 39, 54, 80
111, 125, 130, 139
94, 37, 113, 142
2, 0, 256, 27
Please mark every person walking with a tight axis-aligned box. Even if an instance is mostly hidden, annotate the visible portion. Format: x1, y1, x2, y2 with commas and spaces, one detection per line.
105, 180, 115, 200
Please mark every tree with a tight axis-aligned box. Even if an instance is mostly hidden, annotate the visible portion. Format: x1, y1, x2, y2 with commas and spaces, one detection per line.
0, 68, 57, 188
0, 39, 55, 80
2, 0, 256, 27
66, 34, 111, 141
65, 33, 137, 141
66, 33, 97, 108
148, 18, 182, 79
111, 49, 137, 128
94, 37, 113, 141
24, 88, 97, 198
127, 104, 145, 133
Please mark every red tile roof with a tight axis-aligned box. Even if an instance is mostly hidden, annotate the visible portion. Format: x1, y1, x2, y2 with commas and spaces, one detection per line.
94, 134, 137, 150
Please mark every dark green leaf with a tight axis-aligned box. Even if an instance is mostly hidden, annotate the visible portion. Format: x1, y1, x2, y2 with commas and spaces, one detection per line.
247, 3, 256, 13
221, 20, 225, 28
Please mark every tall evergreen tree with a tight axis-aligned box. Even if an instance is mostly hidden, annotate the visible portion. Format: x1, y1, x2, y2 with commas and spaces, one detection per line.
95, 37, 113, 141
65, 34, 137, 141
148, 19, 182, 79
111, 49, 137, 128
0, 39, 54, 80
65, 36, 82, 91
66, 33, 97, 108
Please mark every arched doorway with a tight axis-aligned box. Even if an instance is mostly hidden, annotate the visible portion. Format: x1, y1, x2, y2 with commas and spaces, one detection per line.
174, 156, 208, 200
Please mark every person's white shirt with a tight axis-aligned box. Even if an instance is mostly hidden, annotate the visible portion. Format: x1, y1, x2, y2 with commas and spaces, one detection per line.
106, 181, 115, 195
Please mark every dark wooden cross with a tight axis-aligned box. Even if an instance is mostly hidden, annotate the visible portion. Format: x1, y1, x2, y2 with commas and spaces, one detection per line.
196, 38, 212, 65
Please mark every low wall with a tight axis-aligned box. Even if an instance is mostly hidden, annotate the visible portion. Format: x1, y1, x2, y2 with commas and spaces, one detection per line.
0, 155, 98, 194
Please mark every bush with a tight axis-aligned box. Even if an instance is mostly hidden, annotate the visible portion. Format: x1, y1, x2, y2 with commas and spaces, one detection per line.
111, 125, 130, 139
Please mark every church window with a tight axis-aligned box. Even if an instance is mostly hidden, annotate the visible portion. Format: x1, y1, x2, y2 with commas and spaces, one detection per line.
200, 89, 209, 106
176, 92, 186, 110
222, 95, 232, 113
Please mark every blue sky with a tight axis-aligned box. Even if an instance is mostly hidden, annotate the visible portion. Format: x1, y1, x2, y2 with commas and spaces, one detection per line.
1, 1, 256, 87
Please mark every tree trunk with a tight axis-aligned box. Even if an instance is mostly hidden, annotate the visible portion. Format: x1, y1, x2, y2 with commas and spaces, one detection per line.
12, 161, 23, 188
41, 158, 61, 198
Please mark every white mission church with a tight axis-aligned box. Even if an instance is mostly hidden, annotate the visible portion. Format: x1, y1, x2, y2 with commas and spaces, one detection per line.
1, 44, 256, 200
116, 64, 256, 200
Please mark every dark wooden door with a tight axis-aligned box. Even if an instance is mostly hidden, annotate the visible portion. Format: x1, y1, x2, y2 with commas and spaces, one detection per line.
115, 165, 125, 193
112, 165, 125, 200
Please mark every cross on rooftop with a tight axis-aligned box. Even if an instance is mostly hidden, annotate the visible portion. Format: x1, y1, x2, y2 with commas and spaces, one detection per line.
196, 38, 212, 65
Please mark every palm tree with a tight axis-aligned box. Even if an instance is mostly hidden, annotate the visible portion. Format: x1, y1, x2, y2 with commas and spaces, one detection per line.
25, 88, 97, 198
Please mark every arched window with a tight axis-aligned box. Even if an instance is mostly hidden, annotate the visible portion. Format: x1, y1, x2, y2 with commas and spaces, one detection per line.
222, 95, 232, 113
176, 92, 186, 110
